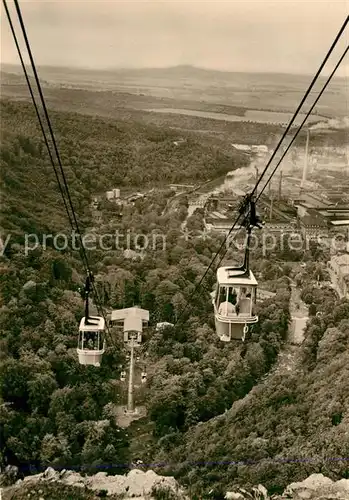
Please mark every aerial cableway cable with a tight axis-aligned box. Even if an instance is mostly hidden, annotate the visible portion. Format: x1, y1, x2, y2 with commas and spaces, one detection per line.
10, 0, 113, 342
2, 0, 74, 231
174, 16, 348, 327
252, 16, 348, 195
11, 0, 89, 270
256, 44, 349, 201
5, 0, 113, 344
214, 43, 349, 272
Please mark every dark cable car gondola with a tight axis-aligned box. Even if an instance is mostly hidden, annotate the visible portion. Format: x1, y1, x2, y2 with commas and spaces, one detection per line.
77, 274, 105, 366
211, 196, 263, 342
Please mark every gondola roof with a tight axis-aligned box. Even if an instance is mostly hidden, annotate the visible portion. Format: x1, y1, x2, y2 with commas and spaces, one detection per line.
216, 267, 258, 286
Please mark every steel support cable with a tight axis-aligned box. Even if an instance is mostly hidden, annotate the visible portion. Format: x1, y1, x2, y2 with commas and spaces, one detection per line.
7, 0, 103, 314
8, 0, 113, 344
11, 0, 107, 324
206, 44, 349, 289
174, 17, 348, 327
12, 0, 89, 270
2, 0, 74, 231
252, 15, 348, 195
256, 44, 349, 201
216, 14, 349, 265
197, 43, 349, 317
215, 43, 349, 273
11, 0, 109, 325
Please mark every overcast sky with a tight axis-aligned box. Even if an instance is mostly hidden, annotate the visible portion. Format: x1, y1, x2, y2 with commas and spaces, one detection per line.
1, 0, 348, 76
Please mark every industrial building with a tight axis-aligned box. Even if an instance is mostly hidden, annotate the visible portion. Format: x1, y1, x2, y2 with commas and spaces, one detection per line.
231, 144, 269, 156
204, 214, 244, 234
294, 191, 349, 238
195, 122, 349, 241
203, 188, 297, 234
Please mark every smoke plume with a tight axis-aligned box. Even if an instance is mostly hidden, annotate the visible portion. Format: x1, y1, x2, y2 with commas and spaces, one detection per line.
309, 116, 349, 131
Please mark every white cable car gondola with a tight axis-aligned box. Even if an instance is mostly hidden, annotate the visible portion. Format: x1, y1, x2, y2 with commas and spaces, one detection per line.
77, 274, 106, 367
211, 267, 258, 341
211, 196, 262, 342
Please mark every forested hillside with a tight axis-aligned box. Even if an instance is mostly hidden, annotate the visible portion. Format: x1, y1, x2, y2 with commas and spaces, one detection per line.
0, 99, 246, 191
153, 283, 349, 496
1, 96, 348, 498
0, 98, 286, 478
0, 98, 248, 245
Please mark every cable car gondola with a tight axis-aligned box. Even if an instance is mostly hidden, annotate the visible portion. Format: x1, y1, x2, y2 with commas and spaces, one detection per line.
77, 274, 106, 366
211, 196, 262, 342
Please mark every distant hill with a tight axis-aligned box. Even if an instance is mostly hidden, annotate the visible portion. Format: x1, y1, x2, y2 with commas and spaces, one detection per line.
0, 71, 33, 85
3, 62, 346, 85
1, 63, 347, 117
0, 69, 51, 87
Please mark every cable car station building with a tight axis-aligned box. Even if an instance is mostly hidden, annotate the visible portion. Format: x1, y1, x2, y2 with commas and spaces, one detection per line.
110, 306, 149, 346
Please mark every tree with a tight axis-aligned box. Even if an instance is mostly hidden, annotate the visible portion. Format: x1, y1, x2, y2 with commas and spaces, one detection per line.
40, 433, 72, 467
28, 373, 58, 413
0, 359, 29, 409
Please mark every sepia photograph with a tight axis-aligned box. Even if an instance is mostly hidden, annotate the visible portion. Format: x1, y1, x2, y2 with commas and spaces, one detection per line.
0, 0, 348, 498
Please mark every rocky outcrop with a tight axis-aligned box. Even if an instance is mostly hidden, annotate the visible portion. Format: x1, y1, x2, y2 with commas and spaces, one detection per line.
2, 467, 188, 499
2, 469, 348, 499
224, 474, 349, 499
280, 473, 349, 499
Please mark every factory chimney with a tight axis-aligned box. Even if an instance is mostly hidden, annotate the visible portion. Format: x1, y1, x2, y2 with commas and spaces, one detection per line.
278, 171, 282, 200
269, 196, 273, 220
255, 165, 259, 184
301, 128, 310, 189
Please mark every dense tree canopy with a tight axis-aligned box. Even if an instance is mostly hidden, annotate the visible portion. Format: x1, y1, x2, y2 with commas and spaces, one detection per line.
154, 285, 349, 496
1, 97, 347, 498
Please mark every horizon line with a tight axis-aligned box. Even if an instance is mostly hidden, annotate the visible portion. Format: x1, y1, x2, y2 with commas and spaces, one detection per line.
1, 62, 346, 79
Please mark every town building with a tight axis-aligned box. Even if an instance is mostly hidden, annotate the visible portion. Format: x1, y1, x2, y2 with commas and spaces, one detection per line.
173, 138, 186, 146
125, 193, 145, 203
231, 143, 251, 152
231, 144, 268, 155
169, 184, 195, 193
106, 188, 120, 200
156, 322, 174, 331
328, 253, 349, 298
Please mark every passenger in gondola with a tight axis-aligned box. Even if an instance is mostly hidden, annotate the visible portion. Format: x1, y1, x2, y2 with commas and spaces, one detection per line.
219, 301, 234, 315
219, 286, 227, 304
218, 287, 235, 315
228, 288, 237, 305
218, 287, 234, 314
238, 287, 251, 315
92, 334, 99, 350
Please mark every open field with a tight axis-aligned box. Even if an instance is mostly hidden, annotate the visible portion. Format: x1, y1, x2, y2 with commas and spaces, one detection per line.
145, 106, 328, 126
1, 65, 347, 153
1, 64, 347, 119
